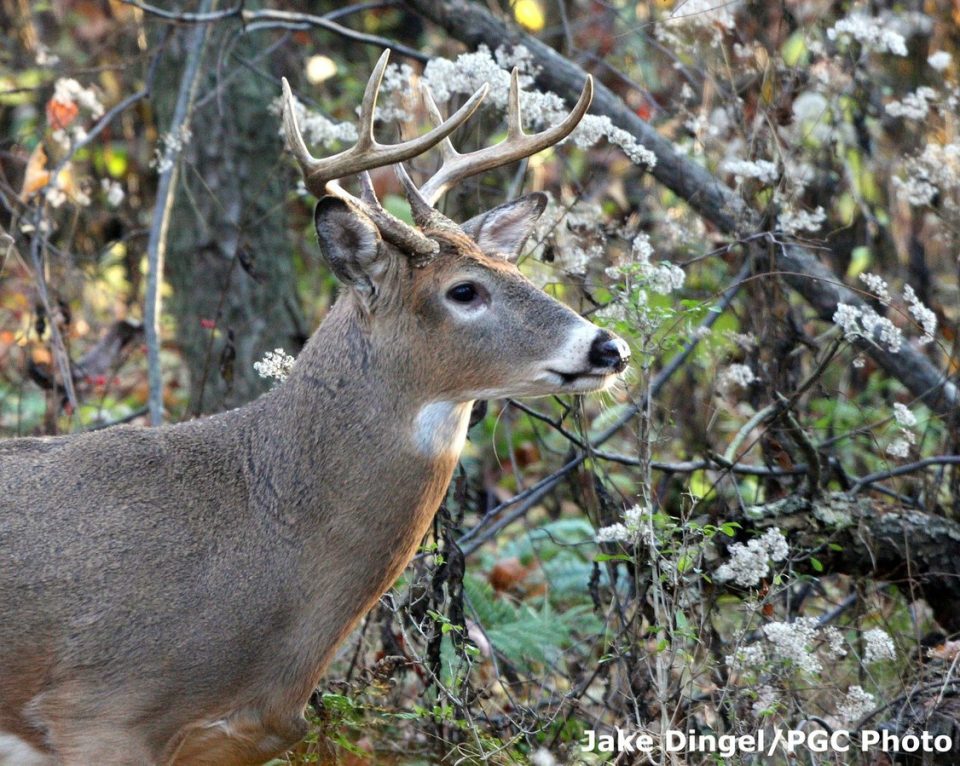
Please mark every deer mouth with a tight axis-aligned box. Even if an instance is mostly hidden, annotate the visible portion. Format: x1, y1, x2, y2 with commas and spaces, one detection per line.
547, 369, 619, 391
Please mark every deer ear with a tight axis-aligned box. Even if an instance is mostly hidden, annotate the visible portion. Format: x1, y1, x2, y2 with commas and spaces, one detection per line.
314, 197, 389, 297
460, 192, 548, 261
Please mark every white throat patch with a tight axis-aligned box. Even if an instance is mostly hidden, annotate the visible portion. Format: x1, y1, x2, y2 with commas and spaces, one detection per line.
412, 402, 472, 459
0, 733, 53, 766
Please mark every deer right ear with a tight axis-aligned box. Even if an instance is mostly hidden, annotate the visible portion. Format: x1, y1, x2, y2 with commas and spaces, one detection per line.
314, 197, 388, 297
460, 192, 548, 262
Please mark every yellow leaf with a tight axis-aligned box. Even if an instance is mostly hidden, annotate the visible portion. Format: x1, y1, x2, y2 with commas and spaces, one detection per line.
513, 0, 545, 31
20, 144, 50, 200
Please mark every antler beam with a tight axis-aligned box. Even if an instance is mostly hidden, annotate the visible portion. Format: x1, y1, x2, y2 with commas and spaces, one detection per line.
416, 68, 594, 205
281, 49, 488, 198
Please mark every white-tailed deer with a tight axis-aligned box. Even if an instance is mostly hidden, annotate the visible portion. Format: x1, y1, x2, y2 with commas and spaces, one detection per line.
0, 51, 628, 765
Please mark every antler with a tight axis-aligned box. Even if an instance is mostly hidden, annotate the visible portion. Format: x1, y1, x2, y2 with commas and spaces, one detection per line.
281, 50, 489, 259
415, 68, 594, 206
281, 50, 488, 197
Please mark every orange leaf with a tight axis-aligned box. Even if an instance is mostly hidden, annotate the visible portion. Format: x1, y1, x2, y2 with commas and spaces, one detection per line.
46, 98, 78, 131
489, 557, 529, 592
20, 144, 50, 200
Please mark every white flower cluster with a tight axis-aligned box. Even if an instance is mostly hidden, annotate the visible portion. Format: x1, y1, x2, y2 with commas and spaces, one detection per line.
893, 175, 937, 207
832, 303, 903, 353
374, 62, 415, 122
835, 276, 936, 356
726, 643, 766, 672
827, 13, 908, 56
254, 348, 296, 382
607, 233, 685, 293
903, 285, 936, 345
50, 77, 104, 150
551, 200, 605, 275
885, 86, 938, 120
722, 158, 779, 185
892, 402, 916, 429
273, 94, 357, 151
424, 45, 655, 168
424, 45, 529, 106
101, 179, 124, 207
823, 625, 848, 658
595, 504, 654, 545
886, 401, 918, 457
762, 616, 823, 674
35, 43, 60, 67
885, 437, 911, 459
837, 685, 876, 722
529, 749, 558, 766
668, 0, 740, 30
728, 618, 854, 676
45, 187, 68, 209
859, 272, 891, 304
151, 125, 193, 175
777, 205, 826, 235
53, 77, 104, 118
928, 51, 953, 72
574, 115, 658, 167
717, 363, 756, 396
863, 627, 896, 663
714, 527, 788, 587
893, 141, 960, 210
789, 91, 833, 143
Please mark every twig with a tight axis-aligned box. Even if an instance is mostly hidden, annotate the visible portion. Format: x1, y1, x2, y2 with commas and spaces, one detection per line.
721, 403, 777, 464
457, 455, 584, 555
122, 1, 429, 62
144, 0, 215, 425
85, 407, 150, 431
849, 456, 960, 495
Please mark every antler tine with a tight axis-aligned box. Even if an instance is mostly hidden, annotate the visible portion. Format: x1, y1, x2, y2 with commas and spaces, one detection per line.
327, 178, 439, 260
357, 171, 379, 206
506, 68, 523, 139
417, 73, 595, 206
281, 50, 489, 198
281, 76, 323, 179
420, 84, 461, 163
355, 49, 391, 153
396, 163, 452, 231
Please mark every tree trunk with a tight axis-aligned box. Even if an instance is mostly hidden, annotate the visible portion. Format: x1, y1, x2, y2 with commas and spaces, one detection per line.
151, 21, 304, 416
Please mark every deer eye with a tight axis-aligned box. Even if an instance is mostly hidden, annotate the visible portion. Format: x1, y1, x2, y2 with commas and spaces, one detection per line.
447, 282, 479, 304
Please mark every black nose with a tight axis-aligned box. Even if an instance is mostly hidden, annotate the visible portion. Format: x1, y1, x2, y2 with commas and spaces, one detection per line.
589, 332, 630, 372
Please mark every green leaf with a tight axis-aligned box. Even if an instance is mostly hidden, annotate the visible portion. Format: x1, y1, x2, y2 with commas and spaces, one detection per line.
595, 552, 632, 563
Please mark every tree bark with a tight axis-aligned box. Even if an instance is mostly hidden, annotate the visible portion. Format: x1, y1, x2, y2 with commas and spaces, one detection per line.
151, 21, 304, 415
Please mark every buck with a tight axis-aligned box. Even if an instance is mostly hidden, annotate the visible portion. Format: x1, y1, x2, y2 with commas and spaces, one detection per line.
0, 51, 629, 765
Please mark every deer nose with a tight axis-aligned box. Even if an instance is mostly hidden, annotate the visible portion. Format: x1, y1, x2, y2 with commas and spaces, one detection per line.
589, 332, 630, 372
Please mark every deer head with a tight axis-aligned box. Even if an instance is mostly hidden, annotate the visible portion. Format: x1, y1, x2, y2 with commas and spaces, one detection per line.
280, 50, 629, 411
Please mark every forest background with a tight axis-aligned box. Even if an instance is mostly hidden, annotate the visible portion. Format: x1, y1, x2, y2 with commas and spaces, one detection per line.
2, 0, 960, 763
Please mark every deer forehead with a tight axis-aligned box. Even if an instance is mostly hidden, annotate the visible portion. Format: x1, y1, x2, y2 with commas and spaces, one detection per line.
410, 248, 520, 290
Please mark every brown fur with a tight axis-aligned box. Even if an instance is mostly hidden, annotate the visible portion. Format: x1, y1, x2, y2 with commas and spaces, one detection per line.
0, 197, 622, 765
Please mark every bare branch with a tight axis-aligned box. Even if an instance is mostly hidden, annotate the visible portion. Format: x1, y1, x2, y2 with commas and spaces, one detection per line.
145, 1, 214, 425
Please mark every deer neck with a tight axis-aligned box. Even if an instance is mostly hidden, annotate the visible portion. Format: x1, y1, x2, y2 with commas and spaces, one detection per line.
244, 297, 471, 673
